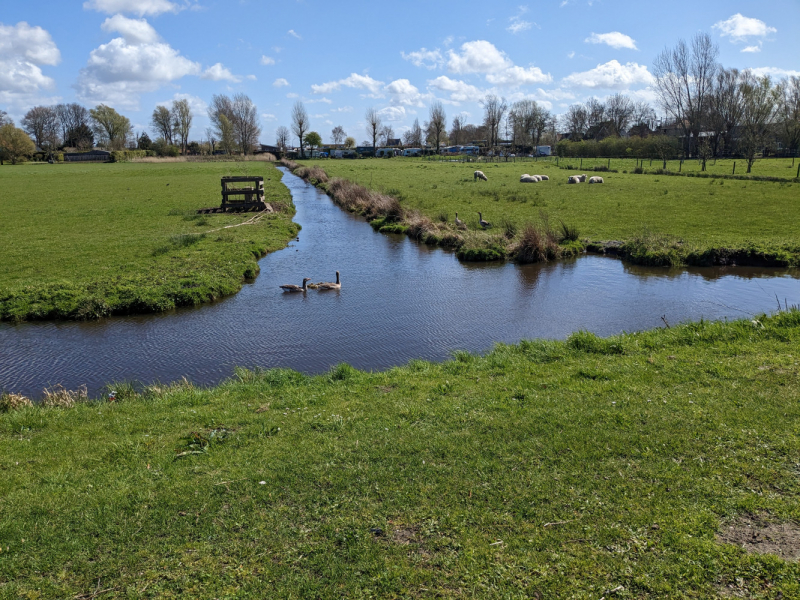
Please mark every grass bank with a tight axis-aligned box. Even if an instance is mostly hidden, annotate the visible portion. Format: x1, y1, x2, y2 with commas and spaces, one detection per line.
291, 158, 800, 267
2, 310, 800, 597
0, 161, 299, 321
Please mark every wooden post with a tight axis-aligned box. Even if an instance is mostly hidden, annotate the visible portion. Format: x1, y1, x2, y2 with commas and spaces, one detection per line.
679, 160, 682, 172
732, 162, 736, 175
607, 158, 610, 169
796, 162, 799, 178
580, 157, 583, 169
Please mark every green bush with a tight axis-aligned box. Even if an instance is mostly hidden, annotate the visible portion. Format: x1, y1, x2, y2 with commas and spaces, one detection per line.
110, 150, 148, 163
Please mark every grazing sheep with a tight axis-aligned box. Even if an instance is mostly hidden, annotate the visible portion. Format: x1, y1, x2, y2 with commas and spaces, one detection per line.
588, 176, 604, 184
474, 170, 488, 181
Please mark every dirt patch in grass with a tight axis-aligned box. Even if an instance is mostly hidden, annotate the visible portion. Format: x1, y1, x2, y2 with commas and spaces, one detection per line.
392, 526, 420, 545
717, 513, 800, 561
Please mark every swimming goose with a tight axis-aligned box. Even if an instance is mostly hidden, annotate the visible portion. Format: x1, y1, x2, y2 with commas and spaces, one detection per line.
478, 212, 491, 229
316, 271, 341, 290
280, 278, 311, 292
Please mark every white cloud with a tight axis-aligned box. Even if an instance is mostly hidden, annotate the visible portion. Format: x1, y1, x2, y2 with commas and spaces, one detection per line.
713, 14, 776, 42
401, 47, 443, 69
101, 15, 159, 44
286, 92, 298, 98
308, 97, 332, 104
562, 60, 652, 89
260, 55, 275, 65
384, 79, 425, 106
749, 66, 800, 79
287, 29, 302, 40
76, 22, 200, 109
261, 113, 276, 120
156, 92, 207, 114
0, 21, 61, 105
486, 65, 551, 86
83, 0, 181, 16
567, 51, 575, 59
311, 73, 384, 95
427, 76, 484, 103
273, 77, 289, 87
331, 106, 353, 113
584, 32, 638, 50
742, 44, 761, 53
246, 74, 256, 80
377, 106, 406, 122
507, 7, 534, 34
445, 40, 550, 87
201, 62, 241, 82
447, 40, 511, 74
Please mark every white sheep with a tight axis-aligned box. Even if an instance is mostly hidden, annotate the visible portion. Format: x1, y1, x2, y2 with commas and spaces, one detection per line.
588, 176, 604, 184
520, 174, 539, 183
539, 175, 549, 181
474, 170, 488, 181
567, 176, 580, 184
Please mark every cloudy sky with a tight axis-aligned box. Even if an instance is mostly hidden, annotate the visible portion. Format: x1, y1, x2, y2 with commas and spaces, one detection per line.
1, 0, 798, 145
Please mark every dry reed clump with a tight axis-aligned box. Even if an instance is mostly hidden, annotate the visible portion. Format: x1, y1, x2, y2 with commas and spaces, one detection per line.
0, 392, 33, 412
131, 154, 276, 164
405, 211, 439, 243
514, 222, 561, 263
325, 178, 404, 222
279, 158, 300, 171
293, 165, 329, 184
42, 384, 88, 408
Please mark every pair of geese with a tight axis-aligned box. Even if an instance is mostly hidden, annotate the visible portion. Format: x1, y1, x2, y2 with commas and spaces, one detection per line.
280, 271, 340, 293
455, 212, 491, 229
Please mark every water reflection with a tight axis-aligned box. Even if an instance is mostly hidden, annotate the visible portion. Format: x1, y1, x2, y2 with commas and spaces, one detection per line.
1, 167, 797, 399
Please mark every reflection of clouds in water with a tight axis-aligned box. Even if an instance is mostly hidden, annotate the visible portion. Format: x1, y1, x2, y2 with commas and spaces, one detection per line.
1, 169, 798, 399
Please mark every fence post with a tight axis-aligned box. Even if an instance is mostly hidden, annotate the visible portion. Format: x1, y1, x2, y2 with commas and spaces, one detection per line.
796, 162, 799, 178
732, 162, 736, 175
679, 160, 682, 172
580, 157, 583, 169
608, 158, 610, 169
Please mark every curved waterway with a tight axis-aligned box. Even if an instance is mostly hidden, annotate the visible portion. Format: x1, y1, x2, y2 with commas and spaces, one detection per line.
2, 167, 798, 398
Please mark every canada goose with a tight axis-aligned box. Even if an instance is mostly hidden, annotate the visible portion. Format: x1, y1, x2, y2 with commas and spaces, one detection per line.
455, 212, 464, 226
316, 271, 341, 290
280, 277, 310, 292
478, 212, 491, 229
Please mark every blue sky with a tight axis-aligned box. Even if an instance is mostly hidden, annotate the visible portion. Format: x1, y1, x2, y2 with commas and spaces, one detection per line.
2, 0, 798, 145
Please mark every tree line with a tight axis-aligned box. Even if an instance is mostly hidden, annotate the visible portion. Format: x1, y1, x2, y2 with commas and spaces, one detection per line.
0, 92, 263, 164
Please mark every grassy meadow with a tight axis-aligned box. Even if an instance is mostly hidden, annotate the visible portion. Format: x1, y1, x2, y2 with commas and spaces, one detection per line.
296, 157, 800, 266
0, 161, 299, 321
2, 311, 800, 598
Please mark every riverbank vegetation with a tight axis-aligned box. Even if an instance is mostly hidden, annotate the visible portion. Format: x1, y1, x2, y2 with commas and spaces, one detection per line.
2, 310, 799, 597
289, 158, 800, 267
0, 162, 298, 321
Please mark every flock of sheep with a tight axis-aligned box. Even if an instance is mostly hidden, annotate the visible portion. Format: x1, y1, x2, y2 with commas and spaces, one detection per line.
473, 170, 603, 184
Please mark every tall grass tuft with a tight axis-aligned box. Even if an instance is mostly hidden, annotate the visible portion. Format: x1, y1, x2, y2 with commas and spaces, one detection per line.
513, 222, 560, 263
326, 177, 404, 222
0, 392, 33, 411
559, 220, 580, 242
42, 384, 88, 408
293, 165, 329, 184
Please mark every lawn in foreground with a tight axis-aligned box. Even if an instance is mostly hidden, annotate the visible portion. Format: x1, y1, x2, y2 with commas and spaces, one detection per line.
309, 158, 799, 257
0, 161, 299, 321
1, 311, 799, 598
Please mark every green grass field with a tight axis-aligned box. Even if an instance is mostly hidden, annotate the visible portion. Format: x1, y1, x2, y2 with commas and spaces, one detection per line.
0, 161, 299, 321
299, 157, 800, 266
2, 311, 799, 598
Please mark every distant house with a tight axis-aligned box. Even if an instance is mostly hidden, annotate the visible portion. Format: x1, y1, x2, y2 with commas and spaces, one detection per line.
386, 138, 402, 147
259, 144, 281, 154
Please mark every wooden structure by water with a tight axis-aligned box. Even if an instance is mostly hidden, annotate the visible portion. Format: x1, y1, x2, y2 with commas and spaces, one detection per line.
197, 176, 270, 213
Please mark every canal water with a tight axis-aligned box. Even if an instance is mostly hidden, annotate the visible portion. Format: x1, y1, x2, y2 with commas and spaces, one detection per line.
1, 167, 798, 398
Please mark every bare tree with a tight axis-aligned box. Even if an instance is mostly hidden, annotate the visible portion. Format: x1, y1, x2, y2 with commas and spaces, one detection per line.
208, 95, 236, 153
379, 124, 395, 146
0, 109, 12, 127
775, 76, 800, 154
59, 104, 91, 148
562, 103, 588, 140
402, 118, 423, 147
481, 94, 507, 151
585, 97, 606, 131
708, 68, 743, 156
229, 93, 261, 154
151, 105, 173, 145
171, 98, 192, 155
365, 107, 382, 155
653, 32, 719, 157
331, 125, 346, 145
291, 101, 309, 158
738, 71, 777, 173
275, 125, 290, 151
449, 115, 466, 146
21, 106, 59, 150
605, 93, 634, 137
424, 101, 447, 154
205, 127, 216, 154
